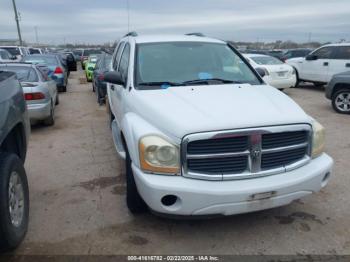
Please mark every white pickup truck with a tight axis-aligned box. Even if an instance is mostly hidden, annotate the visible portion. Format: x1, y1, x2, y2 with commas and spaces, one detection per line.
287, 43, 350, 86
106, 33, 333, 216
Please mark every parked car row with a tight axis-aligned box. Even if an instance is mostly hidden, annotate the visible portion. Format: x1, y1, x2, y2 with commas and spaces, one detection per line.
0, 46, 46, 62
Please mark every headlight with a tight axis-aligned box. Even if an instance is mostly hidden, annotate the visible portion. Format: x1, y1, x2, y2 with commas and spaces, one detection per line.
139, 135, 180, 174
312, 120, 325, 158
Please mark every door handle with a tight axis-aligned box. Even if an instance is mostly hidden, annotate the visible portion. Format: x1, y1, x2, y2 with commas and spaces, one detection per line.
110, 85, 115, 91
323, 62, 329, 66
346, 63, 350, 68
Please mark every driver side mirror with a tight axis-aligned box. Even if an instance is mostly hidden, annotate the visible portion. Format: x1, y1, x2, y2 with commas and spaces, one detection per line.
104, 71, 124, 85
305, 54, 318, 61
255, 67, 266, 78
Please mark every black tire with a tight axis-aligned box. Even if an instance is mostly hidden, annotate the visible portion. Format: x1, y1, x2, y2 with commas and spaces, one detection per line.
278, 88, 284, 91
125, 150, 148, 214
332, 88, 350, 114
59, 86, 67, 92
92, 82, 95, 92
43, 102, 55, 126
291, 69, 299, 88
55, 93, 59, 105
0, 153, 29, 251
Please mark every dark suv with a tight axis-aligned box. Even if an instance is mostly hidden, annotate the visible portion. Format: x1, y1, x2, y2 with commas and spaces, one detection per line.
0, 71, 30, 251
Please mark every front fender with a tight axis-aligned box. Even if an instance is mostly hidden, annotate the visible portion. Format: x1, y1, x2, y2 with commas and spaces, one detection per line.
120, 112, 179, 169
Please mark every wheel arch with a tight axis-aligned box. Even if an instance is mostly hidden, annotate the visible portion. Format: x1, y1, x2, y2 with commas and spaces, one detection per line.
0, 122, 27, 162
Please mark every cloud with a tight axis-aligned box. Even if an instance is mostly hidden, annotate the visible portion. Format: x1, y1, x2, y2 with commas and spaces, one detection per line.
1, 0, 349, 44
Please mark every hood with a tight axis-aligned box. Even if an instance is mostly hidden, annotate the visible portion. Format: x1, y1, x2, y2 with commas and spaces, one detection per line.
130, 84, 311, 139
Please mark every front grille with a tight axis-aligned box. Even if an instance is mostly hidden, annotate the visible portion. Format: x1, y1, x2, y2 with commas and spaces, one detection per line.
262, 131, 308, 149
183, 125, 311, 180
261, 147, 307, 170
187, 136, 248, 154
188, 156, 248, 174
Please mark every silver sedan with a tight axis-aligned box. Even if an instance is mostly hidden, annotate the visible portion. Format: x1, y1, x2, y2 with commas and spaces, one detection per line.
0, 63, 58, 125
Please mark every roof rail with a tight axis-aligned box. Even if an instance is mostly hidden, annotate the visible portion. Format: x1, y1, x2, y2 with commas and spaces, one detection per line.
124, 31, 138, 37
185, 32, 205, 37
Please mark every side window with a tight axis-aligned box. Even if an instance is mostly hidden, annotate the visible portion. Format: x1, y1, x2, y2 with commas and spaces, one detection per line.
118, 43, 130, 83
37, 68, 49, 81
312, 47, 336, 59
113, 42, 125, 70
334, 46, 350, 60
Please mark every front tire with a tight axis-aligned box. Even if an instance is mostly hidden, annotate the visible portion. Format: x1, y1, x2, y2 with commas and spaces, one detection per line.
0, 153, 29, 251
125, 150, 148, 214
332, 89, 350, 114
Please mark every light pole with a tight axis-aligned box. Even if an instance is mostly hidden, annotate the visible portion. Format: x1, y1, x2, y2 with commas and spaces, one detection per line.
11, 0, 23, 46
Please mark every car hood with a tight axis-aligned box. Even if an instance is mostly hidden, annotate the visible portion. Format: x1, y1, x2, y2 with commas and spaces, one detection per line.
130, 84, 311, 140
286, 57, 305, 64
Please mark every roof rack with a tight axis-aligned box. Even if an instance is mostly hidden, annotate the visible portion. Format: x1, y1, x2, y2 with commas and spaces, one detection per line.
124, 31, 138, 37
185, 32, 205, 37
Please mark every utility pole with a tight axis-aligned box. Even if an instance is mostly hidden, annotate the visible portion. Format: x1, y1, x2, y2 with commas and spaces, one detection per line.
34, 26, 39, 45
11, 0, 23, 46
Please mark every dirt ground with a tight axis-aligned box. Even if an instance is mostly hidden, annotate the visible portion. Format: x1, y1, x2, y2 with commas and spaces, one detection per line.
13, 70, 350, 255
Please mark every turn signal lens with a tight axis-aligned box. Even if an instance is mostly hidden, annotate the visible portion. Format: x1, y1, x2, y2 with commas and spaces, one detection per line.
312, 120, 325, 158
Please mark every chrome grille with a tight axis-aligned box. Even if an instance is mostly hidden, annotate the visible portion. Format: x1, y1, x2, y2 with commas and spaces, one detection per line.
182, 125, 312, 180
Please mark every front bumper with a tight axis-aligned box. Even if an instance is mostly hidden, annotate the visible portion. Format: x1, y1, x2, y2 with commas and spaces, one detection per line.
133, 153, 333, 216
27, 101, 51, 121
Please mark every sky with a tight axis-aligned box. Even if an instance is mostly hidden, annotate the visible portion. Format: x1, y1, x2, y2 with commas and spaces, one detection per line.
1, 0, 350, 45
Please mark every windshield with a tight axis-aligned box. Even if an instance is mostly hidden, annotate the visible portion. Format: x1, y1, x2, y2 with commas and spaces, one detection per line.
23, 55, 59, 65
2, 47, 20, 56
83, 49, 102, 56
250, 56, 283, 65
0, 66, 38, 82
135, 42, 261, 88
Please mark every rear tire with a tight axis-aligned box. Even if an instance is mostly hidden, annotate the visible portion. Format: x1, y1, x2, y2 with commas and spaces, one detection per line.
332, 88, 350, 114
125, 150, 148, 214
0, 153, 29, 252
43, 102, 55, 126
55, 93, 59, 105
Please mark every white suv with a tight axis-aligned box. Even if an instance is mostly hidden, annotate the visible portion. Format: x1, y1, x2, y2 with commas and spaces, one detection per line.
106, 33, 333, 216
287, 43, 350, 86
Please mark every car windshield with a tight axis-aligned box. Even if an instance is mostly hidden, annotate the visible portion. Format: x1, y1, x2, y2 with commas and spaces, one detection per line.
2, 47, 20, 56
23, 55, 58, 66
89, 56, 98, 63
0, 66, 38, 82
103, 56, 112, 68
250, 56, 283, 65
135, 42, 261, 88
73, 50, 83, 56
84, 50, 102, 56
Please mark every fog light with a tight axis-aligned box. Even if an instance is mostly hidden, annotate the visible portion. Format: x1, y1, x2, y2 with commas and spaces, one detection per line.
161, 195, 178, 206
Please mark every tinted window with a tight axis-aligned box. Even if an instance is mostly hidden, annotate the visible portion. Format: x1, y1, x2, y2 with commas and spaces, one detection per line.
113, 42, 125, 70
0, 66, 38, 82
335, 46, 350, 59
312, 47, 336, 59
0, 50, 10, 59
250, 55, 283, 65
2, 47, 20, 56
83, 49, 102, 56
23, 55, 59, 65
29, 49, 40, 54
135, 42, 260, 88
118, 44, 130, 82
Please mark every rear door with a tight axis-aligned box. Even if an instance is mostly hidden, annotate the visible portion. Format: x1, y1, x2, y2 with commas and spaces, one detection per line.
301, 46, 336, 82
327, 46, 350, 82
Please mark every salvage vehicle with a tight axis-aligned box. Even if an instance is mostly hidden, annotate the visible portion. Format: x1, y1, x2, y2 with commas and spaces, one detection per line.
22, 54, 68, 92
0, 63, 58, 125
85, 55, 99, 82
287, 43, 350, 87
244, 54, 297, 90
92, 53, 112, 105
325, 71, 350, 114
81, 49, 102, 70
0, 70, 30, 251
105, 33, 333, 216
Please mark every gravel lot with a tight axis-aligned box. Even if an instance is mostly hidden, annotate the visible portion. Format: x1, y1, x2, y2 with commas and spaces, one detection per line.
13, 70, 350, 255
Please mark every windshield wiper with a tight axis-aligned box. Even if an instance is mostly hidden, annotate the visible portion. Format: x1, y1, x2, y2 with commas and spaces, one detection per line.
138, 81, 182, 87
182, 78, 242, 85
